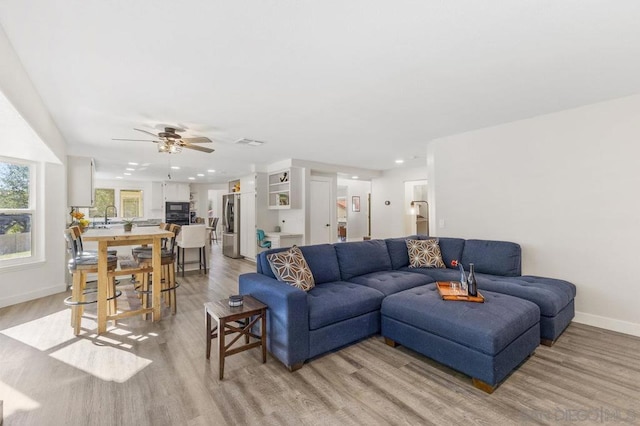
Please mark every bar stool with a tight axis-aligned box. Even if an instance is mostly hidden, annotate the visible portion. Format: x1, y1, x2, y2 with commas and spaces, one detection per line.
176, 224, 208, 277
209, 217, 219, 244
136, 224, 180, 314
63, 228, 119, 335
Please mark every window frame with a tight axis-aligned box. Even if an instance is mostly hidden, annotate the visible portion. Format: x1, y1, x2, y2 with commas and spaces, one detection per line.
0, 156, 38, 268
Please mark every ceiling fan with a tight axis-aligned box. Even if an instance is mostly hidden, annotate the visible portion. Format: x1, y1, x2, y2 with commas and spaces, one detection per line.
113, 127, 215, 154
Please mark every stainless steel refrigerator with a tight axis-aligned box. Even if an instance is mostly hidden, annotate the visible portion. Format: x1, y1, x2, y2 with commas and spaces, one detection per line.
222, 193, 242, 258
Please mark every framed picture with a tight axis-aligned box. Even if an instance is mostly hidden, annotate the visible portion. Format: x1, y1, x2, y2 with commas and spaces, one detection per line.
352, 196, 360, 212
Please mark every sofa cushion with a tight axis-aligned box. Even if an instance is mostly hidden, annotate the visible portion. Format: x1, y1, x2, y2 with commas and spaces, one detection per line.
267, 246, 315, 291
257, 244, 341, 284
477, 276, 574, 317
385, 235, 420, 269
461, 239, 521, 277
407, 239, 446, 268
349, 270, 435, 296
335, 240, 392, 280
399, 266, 461, 283
419, 236, 466, 270
307, 282, 385, 330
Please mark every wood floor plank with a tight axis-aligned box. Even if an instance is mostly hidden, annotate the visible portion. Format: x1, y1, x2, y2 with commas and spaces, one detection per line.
1, 244, 640, 425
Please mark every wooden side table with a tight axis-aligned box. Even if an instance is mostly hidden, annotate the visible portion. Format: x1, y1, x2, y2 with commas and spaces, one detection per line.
205, 296, 267, 379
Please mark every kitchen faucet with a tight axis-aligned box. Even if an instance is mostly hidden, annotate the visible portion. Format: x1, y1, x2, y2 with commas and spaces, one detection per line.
104, 205, 117, 224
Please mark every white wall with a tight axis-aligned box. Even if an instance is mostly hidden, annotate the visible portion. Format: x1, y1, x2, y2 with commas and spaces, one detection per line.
371, 167, 428, 239
0, 25, 68, 307
428, 93, 640, 337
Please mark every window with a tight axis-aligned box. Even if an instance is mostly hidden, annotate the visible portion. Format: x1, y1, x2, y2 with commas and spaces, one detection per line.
89, 188, 116, 219
0, 158, 35, 263
120, 190, 143, 218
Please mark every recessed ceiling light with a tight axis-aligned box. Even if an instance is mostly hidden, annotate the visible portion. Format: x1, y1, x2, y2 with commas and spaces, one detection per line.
128, 162, 138, 166
116, 176, 123, 179
197, 173, 204, 177
395, 159, 404, 164
124, 172, 131, 176
126, 168, 135, 171
171, 166, 180, 170
207, 169, 216, 173
188, 177, 195, 180
352, 176, 359, 179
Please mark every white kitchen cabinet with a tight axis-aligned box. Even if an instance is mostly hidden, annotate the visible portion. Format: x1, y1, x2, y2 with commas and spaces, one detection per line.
67, 156, 95, 207
150, 182, 164, 210
163, 182, 190, 202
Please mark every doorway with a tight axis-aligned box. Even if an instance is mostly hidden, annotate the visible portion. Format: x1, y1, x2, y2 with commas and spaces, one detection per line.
309, 177, 333, 245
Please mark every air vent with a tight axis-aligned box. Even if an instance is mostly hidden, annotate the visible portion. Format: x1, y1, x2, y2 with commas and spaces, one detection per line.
234, 138, 265, 146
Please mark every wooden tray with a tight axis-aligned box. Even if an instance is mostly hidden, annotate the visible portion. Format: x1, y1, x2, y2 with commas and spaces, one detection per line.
436, 281, 484, 303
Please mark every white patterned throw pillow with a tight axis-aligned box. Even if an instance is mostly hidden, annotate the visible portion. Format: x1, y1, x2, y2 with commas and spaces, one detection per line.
267, 246, 315, 291
406, 239, 446, 268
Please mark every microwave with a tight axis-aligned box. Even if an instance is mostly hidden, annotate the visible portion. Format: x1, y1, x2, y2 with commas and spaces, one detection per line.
165, 202, 189, 214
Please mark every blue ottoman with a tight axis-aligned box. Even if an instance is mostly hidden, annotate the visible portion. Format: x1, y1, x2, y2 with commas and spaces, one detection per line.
381, 284, 540, 393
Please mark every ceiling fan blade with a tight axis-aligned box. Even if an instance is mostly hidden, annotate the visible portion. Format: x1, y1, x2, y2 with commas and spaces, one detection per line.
134, 128, 160, 137
181, 137, 212, 144
112, 138, 159, 142
184, 144, 215, 153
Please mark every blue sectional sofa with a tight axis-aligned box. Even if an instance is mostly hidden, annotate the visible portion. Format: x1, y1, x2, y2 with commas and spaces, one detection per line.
238, 236, 576, 390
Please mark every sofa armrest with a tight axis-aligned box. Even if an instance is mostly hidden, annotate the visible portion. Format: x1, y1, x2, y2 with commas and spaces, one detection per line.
238, 273, 310, 368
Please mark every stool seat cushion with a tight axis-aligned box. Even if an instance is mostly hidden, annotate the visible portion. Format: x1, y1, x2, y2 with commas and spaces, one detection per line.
68, 254, 118, 270
137, 249, 174, 260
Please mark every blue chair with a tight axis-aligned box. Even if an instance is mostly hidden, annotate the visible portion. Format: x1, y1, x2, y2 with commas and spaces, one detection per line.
257, 229, 271, 249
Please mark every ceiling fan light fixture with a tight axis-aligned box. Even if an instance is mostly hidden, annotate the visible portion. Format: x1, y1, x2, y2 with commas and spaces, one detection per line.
169, 144, 182, 154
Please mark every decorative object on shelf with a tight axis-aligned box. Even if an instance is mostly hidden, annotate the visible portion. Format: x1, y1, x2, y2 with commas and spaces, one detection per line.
234, 182, 240, 192
279, 193, 289, 206
280, 172, 289, 182
451, 260, 467, 293
122, 218, 135, 232
467, 263, 478, 297
228, 295, 244, 307
352, 196, 360, 212
70, 208, 90, 232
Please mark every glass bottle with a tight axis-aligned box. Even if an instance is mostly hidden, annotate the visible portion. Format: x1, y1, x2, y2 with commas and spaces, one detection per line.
467, 263, 477, 297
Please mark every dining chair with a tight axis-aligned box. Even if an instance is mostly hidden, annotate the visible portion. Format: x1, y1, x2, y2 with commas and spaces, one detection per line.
64, 228, 119, 335
136, 224, 181, 315
176, 224, 208, 276
208, 217, 219, 243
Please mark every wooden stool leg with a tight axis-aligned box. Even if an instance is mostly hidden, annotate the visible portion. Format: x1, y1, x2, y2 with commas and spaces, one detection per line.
71, 271, 83, 334
218, 318, 225, 379
205, 309, 212, 359
109, 276, 117, 327
169, 263, 176, 315
142, 271, 150, 320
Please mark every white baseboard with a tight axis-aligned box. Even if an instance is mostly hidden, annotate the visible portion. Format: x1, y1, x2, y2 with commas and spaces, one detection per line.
0, 284, 65, 309
574, 311, 640, 338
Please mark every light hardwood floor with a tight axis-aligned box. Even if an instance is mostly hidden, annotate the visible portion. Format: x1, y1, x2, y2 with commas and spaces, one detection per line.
1, 244, 639, 425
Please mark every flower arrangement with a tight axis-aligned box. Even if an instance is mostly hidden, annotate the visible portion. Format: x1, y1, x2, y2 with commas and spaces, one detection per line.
70, 209, 90, 230
451, 260, 467, 290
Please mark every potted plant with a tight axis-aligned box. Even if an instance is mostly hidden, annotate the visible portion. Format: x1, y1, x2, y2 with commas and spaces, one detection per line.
122, 218, 135, 232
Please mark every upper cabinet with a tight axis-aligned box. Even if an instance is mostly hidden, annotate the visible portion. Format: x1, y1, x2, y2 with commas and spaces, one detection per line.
67, 156, 95, 207
164, 182, 190, 202
268, 168, 301, 209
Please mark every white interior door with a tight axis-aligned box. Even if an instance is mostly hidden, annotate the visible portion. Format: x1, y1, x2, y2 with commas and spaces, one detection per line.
309, 179, 332, 245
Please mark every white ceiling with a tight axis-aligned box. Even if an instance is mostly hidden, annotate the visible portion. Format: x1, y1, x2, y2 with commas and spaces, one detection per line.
1, 1, 640, 183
